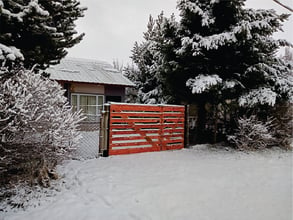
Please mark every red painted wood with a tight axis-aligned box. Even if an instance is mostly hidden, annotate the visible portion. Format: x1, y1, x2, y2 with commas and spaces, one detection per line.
111, 112, 162, 117
111, 141, 160, 148
109, 146, 160, 155
110, 118, 161, 123
107, 103, 185, 155
111, 130, 160, 135
111, 135, 161, 141
110, 124, 162, 129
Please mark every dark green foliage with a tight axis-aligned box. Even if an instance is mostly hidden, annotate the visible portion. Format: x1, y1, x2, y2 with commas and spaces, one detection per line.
0, 0, 86, 69
130, 0, 292, 143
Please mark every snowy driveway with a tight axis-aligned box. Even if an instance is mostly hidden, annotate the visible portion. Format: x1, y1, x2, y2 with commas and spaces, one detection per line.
2, 146, 292, 220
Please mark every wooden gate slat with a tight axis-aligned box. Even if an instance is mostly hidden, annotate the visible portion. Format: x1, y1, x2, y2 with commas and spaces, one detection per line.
107, 103, 185, 155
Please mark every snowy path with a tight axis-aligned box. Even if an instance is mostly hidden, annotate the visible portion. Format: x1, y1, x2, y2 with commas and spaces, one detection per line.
1, 146, 292, 220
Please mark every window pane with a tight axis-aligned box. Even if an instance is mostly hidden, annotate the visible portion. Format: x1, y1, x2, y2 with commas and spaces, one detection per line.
71, 95, 78, 112
80, 95, 96, 121
98, 96, 104, 114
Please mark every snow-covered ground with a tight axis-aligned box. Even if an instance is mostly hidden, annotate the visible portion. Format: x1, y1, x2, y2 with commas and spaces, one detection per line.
1, 145, 292, 220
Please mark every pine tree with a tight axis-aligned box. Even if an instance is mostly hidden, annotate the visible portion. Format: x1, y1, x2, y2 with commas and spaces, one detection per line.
0, 0, 86, 69
131, 0, 292, 143
129, 12, 178, 104
175, 0, 292, 105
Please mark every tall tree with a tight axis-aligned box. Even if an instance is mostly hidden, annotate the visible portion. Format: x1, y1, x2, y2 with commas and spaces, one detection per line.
0, 0, 86, 69
128, 12, 178, 104
176, 0, 292, 141
131, 0, 292, 143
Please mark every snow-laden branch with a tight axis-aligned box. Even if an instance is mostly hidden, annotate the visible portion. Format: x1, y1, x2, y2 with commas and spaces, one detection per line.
177, 8, 289, 55
0, 0, 49, 22
177, 0, 216, 26
0, 43, 24, 63
186, 74, 222, 94
239, 87, 277, 107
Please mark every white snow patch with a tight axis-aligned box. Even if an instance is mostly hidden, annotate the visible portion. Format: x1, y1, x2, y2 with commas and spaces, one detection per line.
1, 146, 292, 220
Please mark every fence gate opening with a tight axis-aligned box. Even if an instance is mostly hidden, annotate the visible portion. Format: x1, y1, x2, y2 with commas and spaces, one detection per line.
99, 103, 185, 156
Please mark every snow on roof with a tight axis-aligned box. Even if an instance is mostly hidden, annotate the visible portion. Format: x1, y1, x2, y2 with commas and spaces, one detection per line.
47, 58, 135, 87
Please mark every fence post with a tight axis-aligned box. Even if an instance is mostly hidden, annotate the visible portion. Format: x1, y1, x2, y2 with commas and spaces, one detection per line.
159, 104, 165, 151
99, 104, 110, 157
184, 105, 190, 148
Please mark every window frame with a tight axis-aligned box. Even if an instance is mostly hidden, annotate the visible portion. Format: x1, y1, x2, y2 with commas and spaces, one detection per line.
71, 93, 104, 121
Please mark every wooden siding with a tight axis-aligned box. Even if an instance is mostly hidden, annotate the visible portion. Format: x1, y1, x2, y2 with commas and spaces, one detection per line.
70, 82, 105, 94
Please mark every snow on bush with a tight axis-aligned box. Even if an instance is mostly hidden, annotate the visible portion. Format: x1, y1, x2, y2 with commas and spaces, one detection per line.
272, 103, 293, 150
186, 74, 222, 94
0, 68, 84, 186
228, 115, 275, 150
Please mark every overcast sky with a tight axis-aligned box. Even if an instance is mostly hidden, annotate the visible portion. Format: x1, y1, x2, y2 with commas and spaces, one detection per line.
67, 0, 293, 64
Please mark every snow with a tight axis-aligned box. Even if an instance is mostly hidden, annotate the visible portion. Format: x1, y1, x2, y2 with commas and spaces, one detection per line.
1, 146, 292, 220
0, 0, 49, 22
177, 0, 215, 27
0, 43, 24, 62
186, 74, 222, 94
239, 87, 277, 107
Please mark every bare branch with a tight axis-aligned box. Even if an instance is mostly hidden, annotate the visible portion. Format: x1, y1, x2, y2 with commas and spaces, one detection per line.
273, 0, 293, 12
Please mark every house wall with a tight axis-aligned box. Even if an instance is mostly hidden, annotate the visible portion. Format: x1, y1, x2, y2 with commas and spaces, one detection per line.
105, 85, 126, 102
70, 82, 105, 94
58, 81, 126, 103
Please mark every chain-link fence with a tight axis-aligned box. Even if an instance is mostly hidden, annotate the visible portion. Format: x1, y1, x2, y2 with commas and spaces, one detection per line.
75, 122, 100, 159
73, 106, 103, 159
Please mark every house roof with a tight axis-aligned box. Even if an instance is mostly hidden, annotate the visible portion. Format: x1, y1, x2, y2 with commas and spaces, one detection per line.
47, 58, 135, 87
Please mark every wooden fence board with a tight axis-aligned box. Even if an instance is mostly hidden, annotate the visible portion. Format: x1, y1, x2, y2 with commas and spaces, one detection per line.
107, 103, 185, 155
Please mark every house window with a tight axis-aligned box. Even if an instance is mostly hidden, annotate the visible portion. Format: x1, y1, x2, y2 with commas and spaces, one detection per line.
71, 94, 104, 121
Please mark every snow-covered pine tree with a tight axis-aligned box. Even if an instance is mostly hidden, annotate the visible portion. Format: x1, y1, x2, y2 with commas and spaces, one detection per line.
0, 0, 86, 69
163, 0, 292, 142
128, 12, 178, 104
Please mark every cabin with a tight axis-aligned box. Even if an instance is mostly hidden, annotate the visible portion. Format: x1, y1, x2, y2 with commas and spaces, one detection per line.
47, 58, 134, 121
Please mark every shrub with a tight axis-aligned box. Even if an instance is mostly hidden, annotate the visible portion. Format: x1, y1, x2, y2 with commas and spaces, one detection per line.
0, 68, 83, 187
228, 115, 275, 150
271, 103, 292, 150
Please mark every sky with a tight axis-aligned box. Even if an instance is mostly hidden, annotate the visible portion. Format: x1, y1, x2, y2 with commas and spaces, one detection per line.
67, 0, 293, 65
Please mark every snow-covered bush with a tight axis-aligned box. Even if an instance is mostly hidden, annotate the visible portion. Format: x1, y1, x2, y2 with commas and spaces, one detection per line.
271, 103, 293, 150
0, 68, 83, 186
228, 115, 275, 150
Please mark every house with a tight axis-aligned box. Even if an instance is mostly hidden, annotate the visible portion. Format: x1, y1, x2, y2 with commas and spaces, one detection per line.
47, 58, 134, 121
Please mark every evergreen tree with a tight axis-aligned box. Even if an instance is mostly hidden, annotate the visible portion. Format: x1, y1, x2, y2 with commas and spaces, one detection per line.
129, 12, 178, 104
131, 0, 292, 143
175, 0, 292, 105
0, 0, 86, 69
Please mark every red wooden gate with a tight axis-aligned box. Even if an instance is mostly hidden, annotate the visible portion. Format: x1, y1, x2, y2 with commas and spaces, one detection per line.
106, 103, 185, 155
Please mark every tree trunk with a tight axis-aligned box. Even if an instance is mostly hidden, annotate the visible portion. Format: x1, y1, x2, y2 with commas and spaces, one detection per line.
196, 100, 207, 143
